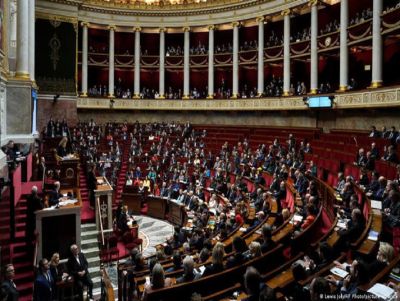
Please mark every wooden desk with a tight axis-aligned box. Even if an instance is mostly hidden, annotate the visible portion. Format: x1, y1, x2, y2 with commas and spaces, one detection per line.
266, 269, 294, 290
168, 199, 188, 227
147, 196, 167, 220
36, 188, 82, 260
122, 192, 144, 215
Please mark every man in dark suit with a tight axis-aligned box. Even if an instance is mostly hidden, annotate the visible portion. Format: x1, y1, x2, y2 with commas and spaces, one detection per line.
49, 181, 63, 206
26, 186, 44, 242
87, 165, 97, 208
67, 244, 93, 300
33, 258, 54, 301
1, 264, 19, 301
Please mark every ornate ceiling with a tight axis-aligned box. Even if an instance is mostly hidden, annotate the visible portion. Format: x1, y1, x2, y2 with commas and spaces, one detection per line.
82, 0, 248, 9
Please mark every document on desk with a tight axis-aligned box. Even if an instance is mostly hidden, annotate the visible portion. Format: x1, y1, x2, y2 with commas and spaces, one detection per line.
367, 283, 396, 301
368, 230, 379, 241
330, 267, 349, 279
58, 199, 78, 207
371, 200, 382, 210
197, 265, 206, 275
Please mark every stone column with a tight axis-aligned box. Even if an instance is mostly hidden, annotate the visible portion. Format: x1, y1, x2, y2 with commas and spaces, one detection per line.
207, 25, 215, 99
183, 27, 190, 99
159, 28, 166, 98
310, 0, 318, 94
81, 22, 89, 96
9, 0, 17, 68
282, 10, 291, 96
257, 17, 264, 96
108, 26, 115, 97
133, 27, 141, 98
232, 22, 239, 98
28, 0, 35, 82
371, 0, 383, 88
339, 0, 348, 91
16, 0, 29, 79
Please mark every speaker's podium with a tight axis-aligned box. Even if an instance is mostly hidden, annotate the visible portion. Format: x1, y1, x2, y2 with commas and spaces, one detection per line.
94, 177, 113, 231
35, 188, 82, 260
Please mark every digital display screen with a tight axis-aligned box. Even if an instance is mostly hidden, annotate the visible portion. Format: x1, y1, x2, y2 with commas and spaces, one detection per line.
307, 96, 333, 108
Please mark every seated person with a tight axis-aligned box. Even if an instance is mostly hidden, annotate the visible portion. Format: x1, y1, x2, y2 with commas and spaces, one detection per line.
48, 181, 63, 206
260, 225, 277, 253
309, 277, 331, 301
300, 204, 317, 230
141, 263, 172, 301
117, 205, 136, 233
306, 242, 334, 272
335, 208, 365, 252
326, 260, 369, 297
383, 191, 400, 228
364, 242, 394, 275
226, 236, 248, 268
288, 262, 310, 300
242, 266, 265, 301
165, 252, 182, 273
202, 242, 225, 277
245, 211, 265, 234
176, 256, 200, 283
245, 241, 262, 259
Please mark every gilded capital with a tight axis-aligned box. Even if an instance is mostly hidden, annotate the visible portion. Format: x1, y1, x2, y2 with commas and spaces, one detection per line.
134, 26, 142, 32
208, 25, 215, 31
81, 21, 90, 27
159, 27, 166, 33
308, 0, 318, 7
183, 26, 191, 32
256, 16, 265, 23
281, 9, 291, 17
231, 21, 240, 28
107, 25, 116, 31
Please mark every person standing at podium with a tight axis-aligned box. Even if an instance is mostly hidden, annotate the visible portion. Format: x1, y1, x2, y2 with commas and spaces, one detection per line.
87, 164, 97, 209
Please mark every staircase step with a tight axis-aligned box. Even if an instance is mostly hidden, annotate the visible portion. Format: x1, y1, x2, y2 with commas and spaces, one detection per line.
14, 261, 33, 272
81, 238, 99, 249
81, 231, 98, 240
81, 223, 97, 230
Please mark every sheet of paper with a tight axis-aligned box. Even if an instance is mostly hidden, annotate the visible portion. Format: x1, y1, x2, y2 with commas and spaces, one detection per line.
330, 267, 349, 279
367, 283, 396, 300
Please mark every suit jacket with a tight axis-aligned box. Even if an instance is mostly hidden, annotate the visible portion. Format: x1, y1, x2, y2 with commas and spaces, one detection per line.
176, 272, 200, 284
26, 193, 44, 232
87, 171, 97, 191
67, 253, 89, 279
34, 272, 54, 301
49, 189, 63, 206
1, 280, 19, 301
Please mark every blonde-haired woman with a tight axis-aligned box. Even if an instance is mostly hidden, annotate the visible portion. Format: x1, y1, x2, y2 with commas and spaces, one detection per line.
202, 242, 225, 277
50, 252, 68, 283
57, 136, 69, 157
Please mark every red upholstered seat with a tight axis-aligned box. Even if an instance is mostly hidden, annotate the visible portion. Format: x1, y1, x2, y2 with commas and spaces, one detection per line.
122, 231, 139, 254
327, 172, 338, 188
